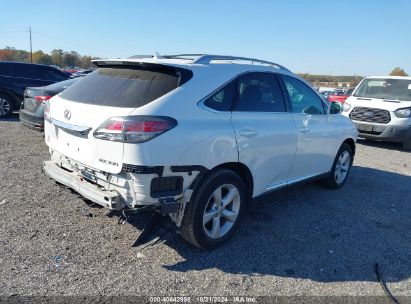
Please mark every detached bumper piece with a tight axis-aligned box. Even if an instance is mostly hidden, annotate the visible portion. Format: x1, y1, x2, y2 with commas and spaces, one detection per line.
43, 161, 123, 210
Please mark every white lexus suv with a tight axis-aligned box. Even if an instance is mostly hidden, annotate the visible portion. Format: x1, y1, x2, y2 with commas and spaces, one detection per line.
342, 76, 411, 150
43, 54, 357, 249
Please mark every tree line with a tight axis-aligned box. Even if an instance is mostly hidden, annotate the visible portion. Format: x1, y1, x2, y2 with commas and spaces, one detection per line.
298, 74, 364, 87
1, 46, 409, 79
0, 47, 99, 69
299, 67, 408, 87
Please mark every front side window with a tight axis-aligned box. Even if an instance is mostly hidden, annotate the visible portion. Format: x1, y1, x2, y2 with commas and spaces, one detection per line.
282, 76, 325, 115
235, 72, 286, 112
203, 78, 237, 111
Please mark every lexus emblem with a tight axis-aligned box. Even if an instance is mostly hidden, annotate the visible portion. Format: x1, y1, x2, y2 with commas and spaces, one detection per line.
64, 110, 71, 120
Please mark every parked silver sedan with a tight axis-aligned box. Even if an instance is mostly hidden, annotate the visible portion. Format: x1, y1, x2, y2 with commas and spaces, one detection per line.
19, 78, 78, 131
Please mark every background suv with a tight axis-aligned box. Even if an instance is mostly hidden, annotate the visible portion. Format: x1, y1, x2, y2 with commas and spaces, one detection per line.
343, 76, 411, 150
0, 61, 70, 117
43, 54, 357, 249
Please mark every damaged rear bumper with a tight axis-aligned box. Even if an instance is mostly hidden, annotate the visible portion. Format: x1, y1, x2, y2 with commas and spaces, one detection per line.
43, 150, 204, 216
43, 160, 123, 210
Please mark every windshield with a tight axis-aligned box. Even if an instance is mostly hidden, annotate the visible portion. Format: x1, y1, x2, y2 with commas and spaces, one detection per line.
353, 78, 411, 101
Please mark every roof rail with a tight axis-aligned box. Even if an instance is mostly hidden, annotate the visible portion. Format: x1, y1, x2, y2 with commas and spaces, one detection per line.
128, 54, 154, 59
195, 55, 290, 71
127, 53, 290, 71
163, 54, 289, 71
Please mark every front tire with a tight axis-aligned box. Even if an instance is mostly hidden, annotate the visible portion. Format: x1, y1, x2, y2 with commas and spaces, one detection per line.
320, 143, 353, 189
0, 93, 14, 117
180, 169, 247, 249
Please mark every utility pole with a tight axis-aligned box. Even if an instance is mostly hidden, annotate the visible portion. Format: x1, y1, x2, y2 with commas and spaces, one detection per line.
29, 27, 32, 63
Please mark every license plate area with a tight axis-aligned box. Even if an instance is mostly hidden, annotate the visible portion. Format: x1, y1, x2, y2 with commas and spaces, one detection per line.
357, 124, 373, 132
81, 168, 97, 183
56, 128, 93, 161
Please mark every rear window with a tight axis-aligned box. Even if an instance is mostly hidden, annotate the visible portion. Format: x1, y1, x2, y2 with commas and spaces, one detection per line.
60, 66, 192, 108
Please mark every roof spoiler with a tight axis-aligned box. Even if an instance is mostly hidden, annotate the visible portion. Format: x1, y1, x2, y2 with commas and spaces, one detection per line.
94, 52, 290, 71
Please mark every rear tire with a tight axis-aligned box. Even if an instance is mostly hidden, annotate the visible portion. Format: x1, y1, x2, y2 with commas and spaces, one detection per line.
320, 143, 353, 189
0, 93, 14, 117
403, 140, 411, 151
180, 169, 247, 249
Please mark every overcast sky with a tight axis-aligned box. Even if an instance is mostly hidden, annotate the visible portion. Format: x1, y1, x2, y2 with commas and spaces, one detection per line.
1, 0, 410, 76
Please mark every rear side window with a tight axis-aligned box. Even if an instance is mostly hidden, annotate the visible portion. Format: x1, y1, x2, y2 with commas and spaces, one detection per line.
41, 68, 68, 81
204, 79, 237, 111
0, 63, 26, 77
0, 63, 12, 76
235, 72, 286, 112
0, 64, 66, 80
60, 66, 191, 108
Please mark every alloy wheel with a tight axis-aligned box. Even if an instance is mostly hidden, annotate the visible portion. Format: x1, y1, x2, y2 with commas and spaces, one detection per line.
0, 98, 11, 116
335, 150, 351, 184
202, 184, 241, 239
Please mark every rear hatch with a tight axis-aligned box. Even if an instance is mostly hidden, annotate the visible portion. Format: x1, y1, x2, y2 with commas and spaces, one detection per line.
45, 63, 192, 174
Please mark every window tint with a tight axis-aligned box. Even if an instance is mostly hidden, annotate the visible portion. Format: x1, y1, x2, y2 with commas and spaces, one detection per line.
60, 66, 190, 108
204, 79, 237, 111
0, 63, 27, 77
24, 67, 46, 79
0, 63, 12, 76
235, 72, 286, 112
41, 68, 68, 81
282, 76, 325, 114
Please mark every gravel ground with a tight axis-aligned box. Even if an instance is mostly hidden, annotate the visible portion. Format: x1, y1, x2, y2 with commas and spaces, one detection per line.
0, 114, 410, 301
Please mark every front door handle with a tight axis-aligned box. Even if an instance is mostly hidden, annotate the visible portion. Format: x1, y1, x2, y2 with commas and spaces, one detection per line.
300, 127, 309, 133
239, 129, 257, 138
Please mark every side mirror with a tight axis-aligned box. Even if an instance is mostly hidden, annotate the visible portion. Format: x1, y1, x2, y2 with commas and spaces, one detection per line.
329, 102, 342, 114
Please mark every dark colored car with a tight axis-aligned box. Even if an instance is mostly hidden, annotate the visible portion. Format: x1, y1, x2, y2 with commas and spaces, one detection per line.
19, 78, 78, 131
70, 69, 95, 78
0, 61, 70, 117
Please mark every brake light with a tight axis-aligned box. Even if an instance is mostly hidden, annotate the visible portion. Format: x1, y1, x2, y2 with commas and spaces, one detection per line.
44, 101, 51, 122
93, 116, 177, 143
34, 95, 52, 103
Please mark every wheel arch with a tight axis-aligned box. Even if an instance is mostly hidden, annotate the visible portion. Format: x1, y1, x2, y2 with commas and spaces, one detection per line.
343, 138, 356, 156
190, 162, 254, 201
0, 89, 18, 109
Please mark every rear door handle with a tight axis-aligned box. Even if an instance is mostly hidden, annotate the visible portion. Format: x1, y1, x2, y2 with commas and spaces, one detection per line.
239, 129, 257, 138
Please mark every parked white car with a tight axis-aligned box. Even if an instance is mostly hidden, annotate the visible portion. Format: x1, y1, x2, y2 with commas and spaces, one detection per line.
43, 54, 357, 249
343, 76, 411, 150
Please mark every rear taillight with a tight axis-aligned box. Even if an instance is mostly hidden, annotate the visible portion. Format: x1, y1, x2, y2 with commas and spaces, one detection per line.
44, 101, 51, 122
93, 116, 177, 143
35, 95, 52, 103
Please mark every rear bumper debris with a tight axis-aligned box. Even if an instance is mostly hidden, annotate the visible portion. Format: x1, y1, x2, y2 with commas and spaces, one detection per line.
43, 160, 124, 210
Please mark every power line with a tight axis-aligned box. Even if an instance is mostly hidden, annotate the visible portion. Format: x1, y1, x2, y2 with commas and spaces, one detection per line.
29, 27, 32, 63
